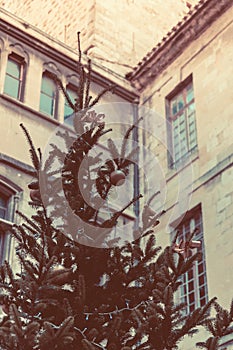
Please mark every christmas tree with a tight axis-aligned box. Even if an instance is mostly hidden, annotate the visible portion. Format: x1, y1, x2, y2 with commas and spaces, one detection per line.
0, 33, 232, 350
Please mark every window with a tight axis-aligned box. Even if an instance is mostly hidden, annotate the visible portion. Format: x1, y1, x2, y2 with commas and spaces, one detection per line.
219, 339, 233, 350
0, 179, 21, 265
0, 194, 8, 220
64, 85, 78, 125
39, 72, 57, 117
218, 329, 233, 349
166, 76, 197, 168
171, 205, 208, 314
0, 193, 12, 265
4, 54, 25, 100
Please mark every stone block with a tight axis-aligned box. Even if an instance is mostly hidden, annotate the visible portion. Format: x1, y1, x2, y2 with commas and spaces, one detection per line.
217, 195, 232, 213
216, 210, 226, 225
221, 168, 233, 186
225, 203, 233, 219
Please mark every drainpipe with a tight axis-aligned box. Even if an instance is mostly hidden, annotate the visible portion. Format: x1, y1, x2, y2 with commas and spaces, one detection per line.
132, 101, 140, 229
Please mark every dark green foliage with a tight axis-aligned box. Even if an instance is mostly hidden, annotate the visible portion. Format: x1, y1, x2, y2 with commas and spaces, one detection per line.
0, 35, 232, 350
196, 299, 233, 349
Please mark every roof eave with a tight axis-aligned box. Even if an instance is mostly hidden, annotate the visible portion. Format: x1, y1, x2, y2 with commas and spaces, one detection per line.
127, 0, 233, 90
0, 11, 139, 103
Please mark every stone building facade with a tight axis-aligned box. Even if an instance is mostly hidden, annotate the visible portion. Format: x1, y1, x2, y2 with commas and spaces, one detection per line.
0, 0, 233, 347
0, 8, 139, 268
128, 0, 233, 347
0, 0, 199, 75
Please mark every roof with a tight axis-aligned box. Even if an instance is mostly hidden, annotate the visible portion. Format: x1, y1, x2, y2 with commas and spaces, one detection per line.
0, 8, 139, 103
126, 0, 233, 89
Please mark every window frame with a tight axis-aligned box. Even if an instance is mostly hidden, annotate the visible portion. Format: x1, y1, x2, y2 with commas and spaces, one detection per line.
4, 53, 26, 101
39, 71, 58, 118
0, 193, 9, 221
0, 178, 21, 265
64, 83, 78, 125
219, 331, 233, 349
166, 75, 198, 168
170, 204, 208, 314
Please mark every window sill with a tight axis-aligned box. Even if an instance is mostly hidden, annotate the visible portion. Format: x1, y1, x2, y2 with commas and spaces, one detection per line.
166, 149, 199, 183
0, 93, 61, 127
0, 217, 13, 230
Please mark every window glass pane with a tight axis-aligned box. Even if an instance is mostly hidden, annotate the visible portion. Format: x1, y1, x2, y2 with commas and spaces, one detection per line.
174, 152, 180, 161
171, 99, 177, 116
198, 262, 204, 274
180, 149, 186, 159
174, 207, 208, 314
188, 280, 194, 292
4, 76, 20, 99
179, 113, 185, 124
188, 113, 196, 126
168, 79, 197, 167
188, 270, 193, 280
189, 292, 195, 304
173, 131, 179, 140
187, 104, 195, 116
200, 298, 206, 306
6, 59, 20, 79
186, 85, 194, 103
4, 57, 23, 99
0, 208, 7, 220
189, 127, 197, 149
177, 94, 184, 111
199, 286, 206, 299
180, 284, 186, 295
40, 94, 54, 116
173, 118, 179, 127
40, 74, 57, 117
64, 88, 78, 120
189, 131, 196, 141
41, 75, 56, 96
189, 122, 196, 132
190, 304, 195, 312
199, 274, 205, 286
0, 196, 7, 220
174, 140, 180, 149
189, 218, 195, 232
0, 197, 7, 207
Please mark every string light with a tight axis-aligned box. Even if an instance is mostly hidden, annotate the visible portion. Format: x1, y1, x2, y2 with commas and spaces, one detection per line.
172, 239, 201, 258
73, 327, 105, 349
82, 300, 148, 319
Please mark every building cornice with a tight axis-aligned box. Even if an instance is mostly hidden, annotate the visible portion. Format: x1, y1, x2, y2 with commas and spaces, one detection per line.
126, 0, 233, 90
0, 153, 34, 176
0, 9, 139, 103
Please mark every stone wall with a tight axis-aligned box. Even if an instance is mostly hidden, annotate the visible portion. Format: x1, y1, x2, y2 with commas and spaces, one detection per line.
139, 1, 233, 312
0, 0, 199, 75
137, 5, 233, 348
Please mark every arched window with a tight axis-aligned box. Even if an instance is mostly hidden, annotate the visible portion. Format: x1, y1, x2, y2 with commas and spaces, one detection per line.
64, 84, 78, 125
4, 53, 26, 101
39, 71, 58, 118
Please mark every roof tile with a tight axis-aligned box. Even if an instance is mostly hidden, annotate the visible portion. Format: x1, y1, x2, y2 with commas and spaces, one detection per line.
126, 0, 207, 79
